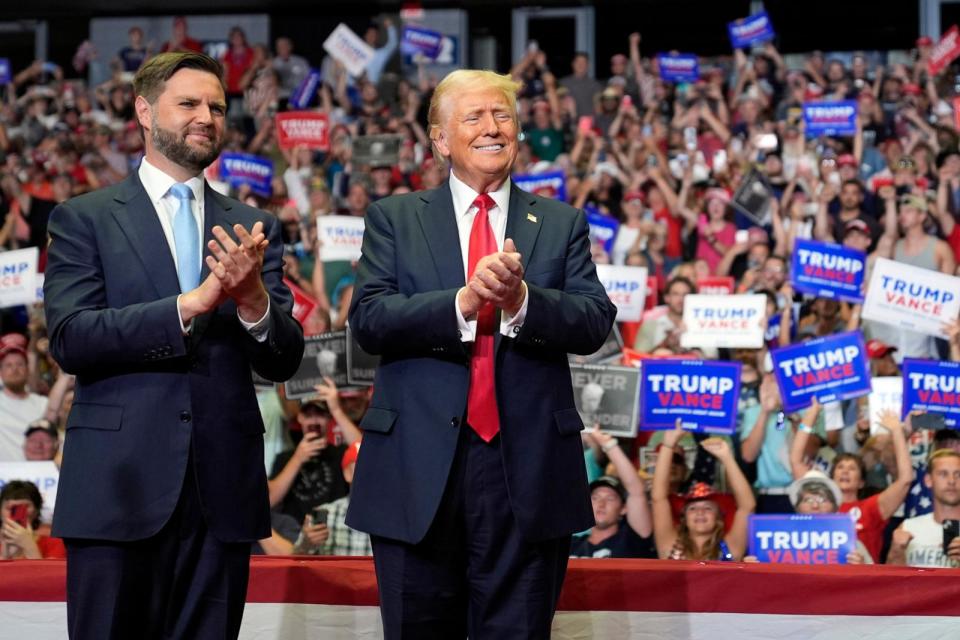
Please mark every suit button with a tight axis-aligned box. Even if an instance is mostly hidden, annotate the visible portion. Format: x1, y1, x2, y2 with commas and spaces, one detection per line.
451, 417, 460, 428
512, 326, 520, 335
179, 411, 192, 423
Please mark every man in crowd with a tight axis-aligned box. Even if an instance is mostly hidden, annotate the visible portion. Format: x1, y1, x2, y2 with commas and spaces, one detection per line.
0, 333, 49, 461
22, 418, 59, 462
560, 52, 603, 119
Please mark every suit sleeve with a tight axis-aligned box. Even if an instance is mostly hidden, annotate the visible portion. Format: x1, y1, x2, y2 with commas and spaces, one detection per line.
348, 200, 468, 357
514, 209, 617, 355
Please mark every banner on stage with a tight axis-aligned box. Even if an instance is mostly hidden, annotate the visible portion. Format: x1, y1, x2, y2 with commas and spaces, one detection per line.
219, 153, 273, 197
862, 258, 960, 339
571, 363, 640, 437
0, 248, 39, 308
901, 359, 960, 426
323, 23, 375, 77
275, 111, 330, 150
749, 514, 856, 564
791, 239, 866, 303
317, 215, 365, 262
641, 359, 741, 434
771, 331, 871, 412
680, 294, 765, 349
728, 11, 776, 49
657, 53, 699, 83
513, 171, 567, 201
803, 101, 858, 138
595, 264, 647, 322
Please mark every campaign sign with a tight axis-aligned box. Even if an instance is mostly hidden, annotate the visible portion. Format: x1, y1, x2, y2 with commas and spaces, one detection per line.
748, 514, 856, 564
586, 208, 619, 254
928, 25, 960, 76
323, 23, 375, 77
641, 359, 741, 434
728, 11, 775, 49
862, 258, 960, 339
571, 363, 641, 438
680, 294, 766, 349
284, 278, 319, 328
869, 376, 903, 435
696, 276, 735, 296
901, 359, 960, 426
289, 69, 321, 110
791, 239, 866, 303
219, 153, 273, 197
317, 215, 365, 262
275, 111, 330, 150
657, 53, 699, 83
803, 101, 858, 138
0, 59, 10, 84
0, 461, 58, 524
346, 326, 379, 386
569, 324, 624, 366
0, 247, 39, 308
731, 167, 773, 225
400, 26, 443, 60
595, 264, 648, 322
284, 331, 350, 399
513, 171, 567, 201
771, 331, 871, 413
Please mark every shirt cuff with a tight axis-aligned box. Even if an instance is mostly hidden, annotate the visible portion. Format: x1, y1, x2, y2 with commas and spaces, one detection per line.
454, 288, 477, 342
500, 282, 528, 338
176, 295, 193, 335
238, 298, 272, 343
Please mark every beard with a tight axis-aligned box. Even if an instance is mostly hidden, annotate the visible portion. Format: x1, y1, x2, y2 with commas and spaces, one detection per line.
151, 114, 223, 173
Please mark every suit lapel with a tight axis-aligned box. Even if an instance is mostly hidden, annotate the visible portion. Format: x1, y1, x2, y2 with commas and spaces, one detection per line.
191, 184, 235, 342
416, 184, 465, 290
497, 185, 543, 354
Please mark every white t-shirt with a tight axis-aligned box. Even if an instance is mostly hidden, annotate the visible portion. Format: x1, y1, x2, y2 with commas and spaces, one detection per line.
0, 392, 48, 461
902, 513, 960, 568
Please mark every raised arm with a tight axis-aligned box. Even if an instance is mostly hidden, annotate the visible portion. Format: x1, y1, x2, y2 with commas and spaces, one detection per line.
701, 437, 756, 560
590, 429, 652, 537
874, 409, 915, 520
652, 421, 685, 558
789, 399, 821, 480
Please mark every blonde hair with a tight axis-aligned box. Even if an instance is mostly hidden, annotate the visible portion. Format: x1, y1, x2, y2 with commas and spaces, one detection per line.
928, 448, 960, 470
427, 69, 522, 163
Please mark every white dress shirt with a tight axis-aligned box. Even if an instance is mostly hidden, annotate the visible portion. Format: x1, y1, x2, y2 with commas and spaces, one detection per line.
449, 170, 529, 341
137, 158, 270, 338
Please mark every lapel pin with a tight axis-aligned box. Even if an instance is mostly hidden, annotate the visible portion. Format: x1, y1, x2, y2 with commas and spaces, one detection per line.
527, 212, 538, 223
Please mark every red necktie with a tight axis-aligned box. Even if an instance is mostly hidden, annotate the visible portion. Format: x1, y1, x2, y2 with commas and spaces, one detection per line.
466, 193, 500, 442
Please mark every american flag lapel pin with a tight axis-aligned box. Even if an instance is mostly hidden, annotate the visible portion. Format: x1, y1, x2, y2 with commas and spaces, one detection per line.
527, 212, 538, 223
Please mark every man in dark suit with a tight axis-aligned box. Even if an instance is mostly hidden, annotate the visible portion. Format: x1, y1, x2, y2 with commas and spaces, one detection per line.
347, 69, 616, 639
43, 52, 304, 639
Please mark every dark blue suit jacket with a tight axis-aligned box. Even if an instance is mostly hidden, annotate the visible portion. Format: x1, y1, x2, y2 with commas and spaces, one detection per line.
43, 173, 304, 543
346, 182, 616, 544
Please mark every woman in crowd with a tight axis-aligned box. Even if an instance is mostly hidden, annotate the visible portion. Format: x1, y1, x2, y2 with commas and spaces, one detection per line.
0, 480, 64, 560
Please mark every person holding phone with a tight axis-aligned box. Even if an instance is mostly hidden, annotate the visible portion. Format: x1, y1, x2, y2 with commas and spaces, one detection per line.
0, 480, 65, 560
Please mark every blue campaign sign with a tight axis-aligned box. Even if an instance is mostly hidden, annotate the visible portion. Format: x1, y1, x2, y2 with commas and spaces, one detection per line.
0, 59, 10, 84
641, 359, 741, 434
513, 171, 567, 201
219, 153, 274, 197
771, 331, 871, 413
400, 26, 443, 60
749, 514, 856, 564
586, 208, 619, 253
657, 54, 699, 83
902, 359, 960, 426
803, 101, 858, 138
289, 69, 321, 110
791, 239, 866, 303
728, 11, 776, 49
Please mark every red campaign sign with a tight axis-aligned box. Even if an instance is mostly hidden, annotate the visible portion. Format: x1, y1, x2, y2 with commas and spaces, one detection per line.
928, 25, 960, 76
275, 112, 330, 150
696, 276, 735, 296
284, 278, 318, 326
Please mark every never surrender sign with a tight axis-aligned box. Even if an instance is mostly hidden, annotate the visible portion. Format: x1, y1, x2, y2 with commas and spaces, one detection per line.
791, 239, 866, 303
862, 258, 960, 338
749, 514, 856, 564
570, 363, 641, 438
595, 264, 647, 322
771, 331, 871, 413
641, 359, 741, 434
680, 294, 766, 349
802, 101, 858, 138
902, 359, 960, 426
657, 53, 699, 83
275, 112, 330, 150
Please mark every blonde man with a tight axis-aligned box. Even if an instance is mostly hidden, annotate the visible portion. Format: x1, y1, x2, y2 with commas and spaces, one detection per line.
347, 69, 616, 638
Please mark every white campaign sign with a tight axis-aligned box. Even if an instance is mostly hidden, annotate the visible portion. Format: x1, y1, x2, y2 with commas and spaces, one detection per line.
317, 216, 365, 262
595, 264, 647, 322
323, 23, 376, 77
681, 294, 766, 349
0, 461, 59, 523
862, 258, 960, 338
0, 247, 38, 308
868, 376, 903, 435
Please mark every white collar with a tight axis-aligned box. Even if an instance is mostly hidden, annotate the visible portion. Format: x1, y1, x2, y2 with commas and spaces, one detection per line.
138, 157, 205, 206
448, 170, 511, 219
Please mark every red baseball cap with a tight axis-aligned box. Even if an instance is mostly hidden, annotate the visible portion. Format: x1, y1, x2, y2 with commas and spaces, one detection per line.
623, 190, 645, 204
903, 83, 923, 96
917, 36, 934, 47
866, 339, 897, 359
837, 154, 858, 168
0, 333, 27, 361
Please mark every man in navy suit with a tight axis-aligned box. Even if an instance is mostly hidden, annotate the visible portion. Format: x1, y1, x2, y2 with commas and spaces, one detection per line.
43, 52, 303, 639
347, 69, 616, 639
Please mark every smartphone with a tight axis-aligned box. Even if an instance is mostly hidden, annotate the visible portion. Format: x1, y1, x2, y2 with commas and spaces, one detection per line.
943, 519, 959, 553
735, 229, 750, 245
621, 95, 633, 109
312, 507, 329, 526
683, 126, 698, 152
713, 149, 728, 173
577, 115, 594, 134
9, 503, 29, 528
913, 412, 947, 430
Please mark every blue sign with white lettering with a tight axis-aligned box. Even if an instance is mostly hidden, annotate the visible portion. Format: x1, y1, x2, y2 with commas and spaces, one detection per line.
290, 69, 321, 110
641, 359, 741, 434
749, 514, 856, 564
513, 171, 567, 201
791, 239, 866, 303
0, 59, 10, 84
803, 100, 858, 138
586, 208, 619, 254
219, 153, 274, 197
728, 11, 776, 49
400, 26, 443, 60
901, 359, 960, 426
771, 331, 871, 413
657, 53, 700, 83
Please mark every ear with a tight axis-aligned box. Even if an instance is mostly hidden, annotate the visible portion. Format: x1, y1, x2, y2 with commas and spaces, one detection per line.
924, 472, 933, 490
134, 95, 153, 133
432, 126, 450, 159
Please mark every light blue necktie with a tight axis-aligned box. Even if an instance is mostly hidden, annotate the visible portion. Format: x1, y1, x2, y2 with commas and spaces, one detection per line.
169, 183, 200, 292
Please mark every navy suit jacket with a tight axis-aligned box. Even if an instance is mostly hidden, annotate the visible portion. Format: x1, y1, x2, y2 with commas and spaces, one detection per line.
346, 182, 617, 544
43, 173, 304, 543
